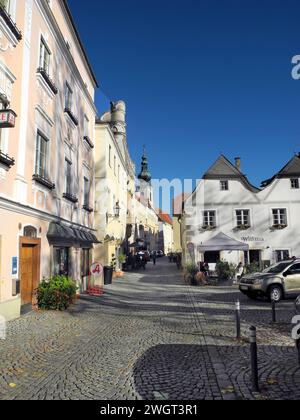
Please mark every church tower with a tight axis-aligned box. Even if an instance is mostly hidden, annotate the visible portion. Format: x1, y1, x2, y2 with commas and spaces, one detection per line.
137, 149, 154, 207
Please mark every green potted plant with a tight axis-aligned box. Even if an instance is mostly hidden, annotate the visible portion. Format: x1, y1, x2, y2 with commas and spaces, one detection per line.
216, 261, 236, 281
36, 275, 77, 311
118, 253, 127, 272
185, 263, 199, 286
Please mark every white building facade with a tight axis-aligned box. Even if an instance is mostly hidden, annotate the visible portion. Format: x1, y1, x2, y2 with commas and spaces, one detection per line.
182, 154, 300, 268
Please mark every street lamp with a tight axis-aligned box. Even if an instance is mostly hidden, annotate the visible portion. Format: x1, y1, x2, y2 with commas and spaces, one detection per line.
114, 201, 120, 219
107, 201, 121, 223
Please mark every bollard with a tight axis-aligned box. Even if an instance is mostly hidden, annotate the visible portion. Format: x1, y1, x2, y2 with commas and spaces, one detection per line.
249, 326, 260, 393
271, 300, 276, 323
297, 339, 300, 367
235, 300, 241, 340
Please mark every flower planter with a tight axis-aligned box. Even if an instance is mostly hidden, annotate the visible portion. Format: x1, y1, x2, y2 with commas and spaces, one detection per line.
114, 271, 124, 278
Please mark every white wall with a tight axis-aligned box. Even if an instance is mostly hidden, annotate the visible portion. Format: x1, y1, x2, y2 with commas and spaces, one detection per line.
183, 176, 300, 265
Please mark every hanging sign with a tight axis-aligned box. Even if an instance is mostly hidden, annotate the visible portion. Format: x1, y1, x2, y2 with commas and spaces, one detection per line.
0, 109, 17, 128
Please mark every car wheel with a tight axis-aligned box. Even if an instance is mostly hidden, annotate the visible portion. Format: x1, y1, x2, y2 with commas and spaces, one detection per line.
268, 285, 283, 303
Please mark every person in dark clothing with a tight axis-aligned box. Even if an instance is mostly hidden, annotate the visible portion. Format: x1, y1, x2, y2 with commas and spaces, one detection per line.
204, 262, 210, 278
152, 251, 157, 265
141, 254, 147, 270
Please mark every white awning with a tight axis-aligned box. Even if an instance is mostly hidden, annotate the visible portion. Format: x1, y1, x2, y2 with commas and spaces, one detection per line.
198, 232, 249, 252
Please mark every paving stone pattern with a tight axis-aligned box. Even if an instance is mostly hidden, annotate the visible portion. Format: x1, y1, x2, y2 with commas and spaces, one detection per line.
0, 259, 299, 400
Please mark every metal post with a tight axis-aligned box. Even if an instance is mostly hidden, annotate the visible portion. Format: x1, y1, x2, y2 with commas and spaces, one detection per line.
297, 339, 300, 367
272, 300, 276, 323
235, 300, 241, 340
249, 326, 260, 393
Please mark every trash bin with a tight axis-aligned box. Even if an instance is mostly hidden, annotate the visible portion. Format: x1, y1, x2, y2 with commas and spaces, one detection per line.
104, 266, 113, 285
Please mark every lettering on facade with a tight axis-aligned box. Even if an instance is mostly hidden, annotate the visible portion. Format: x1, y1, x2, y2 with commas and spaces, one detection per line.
241, 236, 265, 243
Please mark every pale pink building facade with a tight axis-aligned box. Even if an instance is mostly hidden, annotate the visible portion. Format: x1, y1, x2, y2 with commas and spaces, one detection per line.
0, 0, 98, 320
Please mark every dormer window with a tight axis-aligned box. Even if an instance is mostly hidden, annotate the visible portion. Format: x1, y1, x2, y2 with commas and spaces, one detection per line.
220, 180, 229, 191
291, 178, 299, 189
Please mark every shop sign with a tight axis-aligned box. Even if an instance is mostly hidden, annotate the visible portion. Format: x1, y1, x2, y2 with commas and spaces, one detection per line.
241, 236, 265, 243
90, 262, 103, 277
0, 109, 17, 128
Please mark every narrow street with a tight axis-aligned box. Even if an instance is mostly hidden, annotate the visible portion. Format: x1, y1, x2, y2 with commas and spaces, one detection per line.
0, 258, 300, 401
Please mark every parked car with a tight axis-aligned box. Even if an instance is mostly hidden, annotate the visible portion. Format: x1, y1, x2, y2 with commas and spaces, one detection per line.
239, 259, 300, 302
157, 250, 165, 258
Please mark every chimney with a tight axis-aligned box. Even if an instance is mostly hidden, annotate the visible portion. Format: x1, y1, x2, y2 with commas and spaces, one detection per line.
235, 157, 241, 171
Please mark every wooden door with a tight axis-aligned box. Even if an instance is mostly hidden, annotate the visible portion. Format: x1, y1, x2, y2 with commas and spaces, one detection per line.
20, 245, 34, 305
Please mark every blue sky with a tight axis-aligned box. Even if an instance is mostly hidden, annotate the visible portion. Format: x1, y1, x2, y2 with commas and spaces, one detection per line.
69, 0, 300, 190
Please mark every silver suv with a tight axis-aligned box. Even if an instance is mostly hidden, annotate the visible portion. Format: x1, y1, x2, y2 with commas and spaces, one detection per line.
239, 259, 300, 302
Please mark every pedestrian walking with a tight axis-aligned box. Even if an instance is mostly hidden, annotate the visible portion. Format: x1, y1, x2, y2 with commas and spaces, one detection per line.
152, 251, 157, 266
235, 262, 244, 284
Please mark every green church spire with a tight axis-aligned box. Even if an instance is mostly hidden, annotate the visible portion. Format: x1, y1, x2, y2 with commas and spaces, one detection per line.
138, 146, 152, 183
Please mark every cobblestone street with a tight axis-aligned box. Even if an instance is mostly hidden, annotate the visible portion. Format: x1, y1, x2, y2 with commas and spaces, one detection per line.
0, 258, 300, 400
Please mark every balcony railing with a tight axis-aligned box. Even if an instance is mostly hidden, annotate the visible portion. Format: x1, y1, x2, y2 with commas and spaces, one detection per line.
0, 5, 22, 41
32, 174, 55, 190
64, 107, 79, 126
83, 135, 94, 149
37, 68, 58, 95
0, 150, 15, 169
83, 204, 94, 213
63, 192, 78, 204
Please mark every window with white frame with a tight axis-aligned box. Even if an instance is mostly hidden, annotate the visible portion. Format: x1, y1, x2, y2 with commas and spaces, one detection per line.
35, 131, 49, 179
109, 145, 112, 167
39, 37, 51, 74
203, 211, 216, 228
64, 158, 72, 195
65, 83, 73, 110
220, 180, 229, 191
291, 178, 299, 189
236, 210, 250, 227
272, 209, 287, 227
83, 177, 90, 207
84, 114, 89, 138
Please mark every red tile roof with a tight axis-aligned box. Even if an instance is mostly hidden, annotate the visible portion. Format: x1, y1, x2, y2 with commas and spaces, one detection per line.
156, 209, 173, 225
